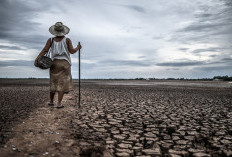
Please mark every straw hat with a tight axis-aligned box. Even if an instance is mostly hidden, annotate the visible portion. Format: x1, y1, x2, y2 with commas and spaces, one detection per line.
49, 22, 70, 36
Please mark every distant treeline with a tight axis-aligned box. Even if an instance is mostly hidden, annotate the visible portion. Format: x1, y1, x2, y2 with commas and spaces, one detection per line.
136, 75, 232, 81
2, 75, 232, 81
136, 78, 214, 81
213, 75, 232, 81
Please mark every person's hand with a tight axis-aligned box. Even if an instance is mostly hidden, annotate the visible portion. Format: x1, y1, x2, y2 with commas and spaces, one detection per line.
34, 58, 39, 67
77, 43, 82, 50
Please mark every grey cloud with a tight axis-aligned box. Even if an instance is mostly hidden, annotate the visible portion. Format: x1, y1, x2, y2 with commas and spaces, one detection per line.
179, 48, 189, 52
175, 58, 191, 61
209, 26, 232, 37
191, 48, 218, 54
0, 0, 231, 78
156, 58, 231, 68
100, 59, 152, 67
0, 60, 34, 67
223, 0, 232, 6
125, 5, 146, 13
221, 57, 232, 61
191, 64, 232, 78
194, 65, 232, 71
0, 1, 39, 33
167, 1, 232, 76
0, 0, 50, 49
138, 56, 146, 59
0, 45, 25, 50
156, 61, 205, 67
166, 68, 179, 71
153, 36, 164, 40
203, 57, 232, 65
169, 33, 208, 44
196, 13, 213, 18
179, 22, 223, 32
171, 0, 232, 45
210, 55, 218, 57
106, 3, 146, 13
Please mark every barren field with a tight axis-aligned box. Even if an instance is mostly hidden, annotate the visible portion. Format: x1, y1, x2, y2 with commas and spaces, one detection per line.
0, 79, 232, 157
0, 81, 49, 145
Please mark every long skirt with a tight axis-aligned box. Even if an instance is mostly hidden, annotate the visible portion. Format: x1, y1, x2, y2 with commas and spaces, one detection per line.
50, 59, 73, 93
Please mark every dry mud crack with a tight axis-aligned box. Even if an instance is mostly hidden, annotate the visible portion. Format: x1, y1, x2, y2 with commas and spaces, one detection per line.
0, 81, 232, 157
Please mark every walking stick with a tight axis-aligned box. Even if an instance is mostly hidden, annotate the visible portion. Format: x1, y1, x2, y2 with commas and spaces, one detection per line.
78, 42, 81, 108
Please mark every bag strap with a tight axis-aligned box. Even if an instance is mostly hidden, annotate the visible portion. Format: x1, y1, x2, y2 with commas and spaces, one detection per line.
50, 37, 54, 47
45, 37, 54, 57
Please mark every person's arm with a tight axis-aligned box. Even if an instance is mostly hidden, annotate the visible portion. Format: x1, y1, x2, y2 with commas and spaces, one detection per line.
66, 38, 82, 54
34, 39, 51, 67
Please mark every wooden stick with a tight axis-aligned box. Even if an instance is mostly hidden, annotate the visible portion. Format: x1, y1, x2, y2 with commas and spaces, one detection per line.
78, 42, 81, 108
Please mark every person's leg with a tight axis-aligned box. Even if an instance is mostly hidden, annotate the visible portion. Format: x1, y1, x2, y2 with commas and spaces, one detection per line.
50, 92, 55, 104
57, 91, 64, 107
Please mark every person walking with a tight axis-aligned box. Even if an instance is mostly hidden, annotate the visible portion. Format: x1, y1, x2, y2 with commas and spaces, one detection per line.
34, 22, 82, 108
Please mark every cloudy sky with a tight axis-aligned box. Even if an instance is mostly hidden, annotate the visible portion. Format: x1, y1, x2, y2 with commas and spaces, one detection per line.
0, 0, 231, 79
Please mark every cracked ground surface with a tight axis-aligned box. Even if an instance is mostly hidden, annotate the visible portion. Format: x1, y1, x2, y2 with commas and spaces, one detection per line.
73, 81, 232, 156
0, 80, 232, 157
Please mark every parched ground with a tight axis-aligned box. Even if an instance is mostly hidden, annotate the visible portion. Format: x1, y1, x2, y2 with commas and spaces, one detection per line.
0, 93, 82, 157
0, 79, 232, 157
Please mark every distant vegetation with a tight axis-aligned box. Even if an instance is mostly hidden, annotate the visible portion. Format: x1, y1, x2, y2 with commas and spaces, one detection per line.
137, 78, 214, 81
213, 75, 232, 81
78, 76, 232, 81
138, 75, 232, 81
114, 75, 232, 81
1, 76, 232, 81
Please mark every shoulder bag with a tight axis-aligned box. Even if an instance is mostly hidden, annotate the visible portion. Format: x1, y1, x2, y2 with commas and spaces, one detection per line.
38, 38, 54, 69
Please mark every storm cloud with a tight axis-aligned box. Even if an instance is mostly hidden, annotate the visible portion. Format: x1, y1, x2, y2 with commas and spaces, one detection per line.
112, 4, 147, 13
0, 60, 33, 67
156, 61, 205, 67
0, 0, 49, 48
0, 45, 25, 50
0, 0, 231, 79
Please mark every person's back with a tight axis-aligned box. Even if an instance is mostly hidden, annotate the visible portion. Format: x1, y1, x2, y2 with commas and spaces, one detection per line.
49, 36, 72, 65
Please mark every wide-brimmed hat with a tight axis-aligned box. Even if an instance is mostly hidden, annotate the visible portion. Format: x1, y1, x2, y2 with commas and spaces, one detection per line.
49, 22, 70, 36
